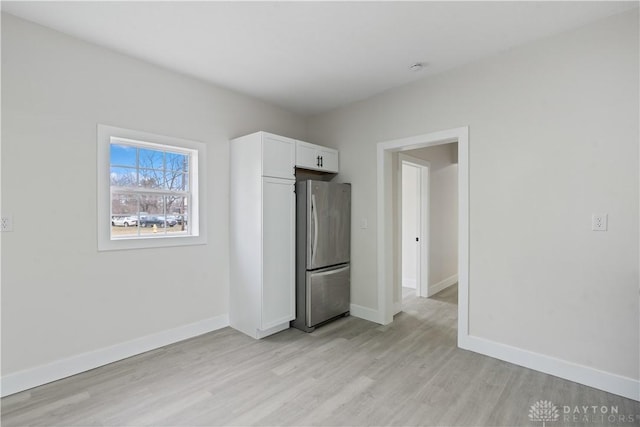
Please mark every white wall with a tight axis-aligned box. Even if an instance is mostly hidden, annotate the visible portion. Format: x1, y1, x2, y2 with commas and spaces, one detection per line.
308, 9, 639, 382
1, 14, 306, 376
405, 144, 458, 291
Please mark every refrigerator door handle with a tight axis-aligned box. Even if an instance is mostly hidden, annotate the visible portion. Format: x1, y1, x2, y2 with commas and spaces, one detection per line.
311, 193, 318, 267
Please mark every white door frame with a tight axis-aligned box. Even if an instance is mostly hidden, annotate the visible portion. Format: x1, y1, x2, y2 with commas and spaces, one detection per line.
376, 126, 469, 342
397, 154, 430, 305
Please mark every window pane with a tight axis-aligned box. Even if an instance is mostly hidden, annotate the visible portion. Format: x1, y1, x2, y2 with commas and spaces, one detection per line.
111, 193, 139, 238
165, 171, 188, 191
110, 144, 137, 167
138, 194, 167, 236
111, 193, 139, 216
166, 196, 189, 235
139, 194, 165, 216
182, 173, 189, 192
138, 148, 164, 170
166, 152, 188, 172
110, 166, 137, 188
139, 169, 164, 189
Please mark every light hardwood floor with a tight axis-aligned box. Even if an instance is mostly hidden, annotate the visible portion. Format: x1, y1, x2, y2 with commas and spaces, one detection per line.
402, 286, 416, 299
2, 285, 638, 426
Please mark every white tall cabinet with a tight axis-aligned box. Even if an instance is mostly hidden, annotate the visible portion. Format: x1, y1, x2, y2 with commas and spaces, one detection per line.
230, 132, 296, 339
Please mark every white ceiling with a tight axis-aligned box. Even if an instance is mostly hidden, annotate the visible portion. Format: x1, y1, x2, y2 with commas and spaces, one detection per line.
2, 1, 637, 116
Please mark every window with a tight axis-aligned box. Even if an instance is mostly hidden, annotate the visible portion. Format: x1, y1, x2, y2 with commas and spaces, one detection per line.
98, 125, 206, 250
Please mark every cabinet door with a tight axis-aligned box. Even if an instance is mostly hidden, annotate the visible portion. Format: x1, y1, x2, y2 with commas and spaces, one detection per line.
263, 135, 295, 179
296, 141, 339, 173
318, 148, 339, 173
261, 177, 295, 329
295, 143, 321, 170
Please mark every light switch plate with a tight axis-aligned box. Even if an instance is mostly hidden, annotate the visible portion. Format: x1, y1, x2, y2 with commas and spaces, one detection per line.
1, 215, 13, 232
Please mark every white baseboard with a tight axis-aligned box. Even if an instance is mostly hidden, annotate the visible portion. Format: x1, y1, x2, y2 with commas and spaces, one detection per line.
255, 322, 290, 339
428, 274, 458, 297
393, 301, 402, 315
402, 278, 416, 289
459, 334, 640, 402
1, 314, 229, 397
350, 304, 384, 324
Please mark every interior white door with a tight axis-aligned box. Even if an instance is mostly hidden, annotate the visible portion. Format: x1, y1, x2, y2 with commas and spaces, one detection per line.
401, 163, 420, 290
399, 155, 430, 301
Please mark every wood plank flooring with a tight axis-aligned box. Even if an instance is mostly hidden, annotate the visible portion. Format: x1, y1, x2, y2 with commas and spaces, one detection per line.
2, 285, 638, 426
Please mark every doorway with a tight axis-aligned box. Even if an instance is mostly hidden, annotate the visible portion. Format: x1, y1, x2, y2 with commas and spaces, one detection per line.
399, 144, 459, 314
376, 126, 469, 343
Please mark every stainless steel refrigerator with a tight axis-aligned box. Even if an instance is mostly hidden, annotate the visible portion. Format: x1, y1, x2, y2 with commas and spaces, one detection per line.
292, 180, 351, 332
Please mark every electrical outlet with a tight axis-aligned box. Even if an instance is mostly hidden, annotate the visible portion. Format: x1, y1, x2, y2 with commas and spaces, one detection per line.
592, 214, 607, 231
1, 215, 13, 232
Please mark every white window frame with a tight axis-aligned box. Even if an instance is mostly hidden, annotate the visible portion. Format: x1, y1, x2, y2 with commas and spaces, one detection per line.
97, 124, 206, 251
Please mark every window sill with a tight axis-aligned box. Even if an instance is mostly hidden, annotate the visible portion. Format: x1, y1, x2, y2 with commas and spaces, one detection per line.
98, 233, 207, 251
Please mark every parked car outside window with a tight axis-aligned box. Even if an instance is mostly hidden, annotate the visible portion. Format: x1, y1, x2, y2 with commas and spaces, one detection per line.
111, 216, 138, 227
139, 215, 177, 228
165, 215, 178, 227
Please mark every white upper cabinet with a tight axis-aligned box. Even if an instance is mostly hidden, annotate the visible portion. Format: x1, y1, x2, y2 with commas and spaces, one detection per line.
262, 133, 296, 179
295, 140, 339, 173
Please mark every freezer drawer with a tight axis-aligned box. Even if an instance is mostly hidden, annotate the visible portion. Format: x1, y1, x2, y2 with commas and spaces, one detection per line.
307, 265, 350, 327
